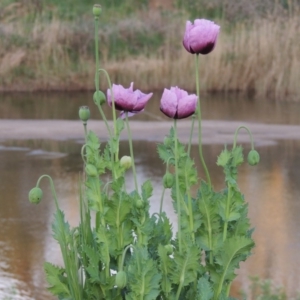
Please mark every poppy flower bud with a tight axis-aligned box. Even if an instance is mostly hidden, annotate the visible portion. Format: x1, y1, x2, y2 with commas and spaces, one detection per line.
135, 198, 144, 209
85, 164, 98, 177
93, 90, 106, 106
247, 150, 260, 166
28, 187, 43, 204
79, 106, 90, 123
120, 156, 132, 170
164, 244, 173, 255
92, 4, 102, 18
115, 270, 127, 289
163, 172, 174, 189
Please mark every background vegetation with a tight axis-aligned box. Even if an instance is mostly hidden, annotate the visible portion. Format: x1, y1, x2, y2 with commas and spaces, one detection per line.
0, 0, 299, 99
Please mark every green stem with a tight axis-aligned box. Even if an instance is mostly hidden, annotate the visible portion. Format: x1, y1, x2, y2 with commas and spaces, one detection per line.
187, 114, 196, 156
36, 175, 59, 210
125, 112, 139, 193
233, 125, 255, 149
223, 184, 232, 242
185, 173, 195, 243
94, 17, 106, 133
159, 187, 166, 215
119, 244, 135, 271
174, 119, 182, 253
159, 157, 172, 214
99, 68, 117, 136
83, 123, 88, 143
195, 54, 211, 187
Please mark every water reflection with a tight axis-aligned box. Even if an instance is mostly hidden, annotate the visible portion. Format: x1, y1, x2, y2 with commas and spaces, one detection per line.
1, 137, 300, 298
1, 91, 300, 124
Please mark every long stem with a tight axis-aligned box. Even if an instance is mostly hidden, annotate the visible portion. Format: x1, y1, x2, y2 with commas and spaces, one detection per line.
223, 184, 232, 241
174, 120, 182, 253
195, 54, 211, 187
159, 187, 166, 215
187, 114, 196, 156
233, 125, 255, 150
125, 112, 139, 193
36, 175, 59, 210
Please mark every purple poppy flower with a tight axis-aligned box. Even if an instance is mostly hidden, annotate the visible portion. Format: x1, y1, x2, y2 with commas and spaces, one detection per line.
107, 82, 153, 117
183, 19, 220, 55
160, 87, 197, 119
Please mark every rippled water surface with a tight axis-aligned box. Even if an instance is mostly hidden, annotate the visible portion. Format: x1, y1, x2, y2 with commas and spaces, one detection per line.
1, 92, 300, 299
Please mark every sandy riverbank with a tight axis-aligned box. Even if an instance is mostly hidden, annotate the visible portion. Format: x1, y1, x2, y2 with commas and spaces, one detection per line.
1, 119, 300, 146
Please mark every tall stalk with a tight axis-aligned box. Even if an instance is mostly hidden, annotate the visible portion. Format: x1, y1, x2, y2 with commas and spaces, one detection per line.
195, 54, 211, 187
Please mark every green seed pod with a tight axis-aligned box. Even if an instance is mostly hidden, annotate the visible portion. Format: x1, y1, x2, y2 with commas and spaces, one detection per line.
135, 198, 144, 209
120, 156, 132, 170
28, 187, 43, 204
115, 270, 127, 289
163, 172, 174, 189
93, 90, 106, 106
92, 4, 102, 18
164, 244, 173, 255
79, 106, 90, 122
247, 149, 260, 166
85, 164, 98, 177
164, 137, 172, 147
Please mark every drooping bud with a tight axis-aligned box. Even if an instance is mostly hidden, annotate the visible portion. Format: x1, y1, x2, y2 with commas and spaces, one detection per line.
85, 164, 98, 177
120, 156, 132, 170
93, 90, 106, 106
93, 4, 102, 18
115, 270, 127, 289
163, 172, 174, 189
164, 244, 173, 255
135, 198, 144, 209
79, 106, 90, 123
247, 149, 260, 166
28, 187, 43, 204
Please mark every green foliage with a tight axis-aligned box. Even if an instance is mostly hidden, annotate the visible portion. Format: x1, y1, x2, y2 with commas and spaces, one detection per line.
30, 6, 259, 300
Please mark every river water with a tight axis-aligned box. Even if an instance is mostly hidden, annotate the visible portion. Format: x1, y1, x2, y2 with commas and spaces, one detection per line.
1, 92, 300, 299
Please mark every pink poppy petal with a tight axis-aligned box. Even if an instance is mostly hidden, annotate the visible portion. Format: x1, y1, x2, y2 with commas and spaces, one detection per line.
160, 88, 178, 118
170, 86, 188, 100
177, 94, 197, 119
183, 20, 193, 53
133, 91, 153, 111
189, 19, 220, 55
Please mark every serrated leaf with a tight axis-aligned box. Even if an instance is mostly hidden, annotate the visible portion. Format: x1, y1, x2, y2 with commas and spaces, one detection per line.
170, 245, 200, 287
141, 180, 153, 201
116, 118, 124, 135
126, 248, 162, 300
232, 146, 244, 166
217, 147, 231, 167
196, 277, 213, 300
44, 262, 70, 297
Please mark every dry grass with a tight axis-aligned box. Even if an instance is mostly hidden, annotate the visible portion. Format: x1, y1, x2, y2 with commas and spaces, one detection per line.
0, 5, 299, 100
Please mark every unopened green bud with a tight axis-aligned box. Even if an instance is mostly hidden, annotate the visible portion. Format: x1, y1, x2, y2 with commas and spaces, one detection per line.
164, 244, 173, 255
79, 106, 90, 122
93, 4, 102, 18
93, 90, 106, 106
247, 149, 260, 166
115, 270, 127, 288
85, 164, 98, 177
164, 137, 172, 147
135, 198, 144, 209
120, 156, 132, 170
163, 172, 174, 189
29, 187, 43, 204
